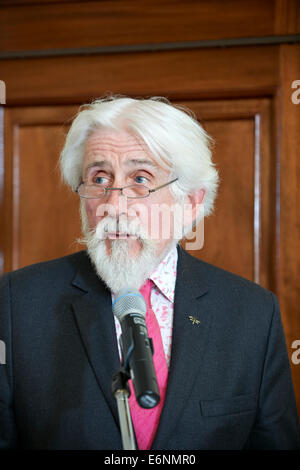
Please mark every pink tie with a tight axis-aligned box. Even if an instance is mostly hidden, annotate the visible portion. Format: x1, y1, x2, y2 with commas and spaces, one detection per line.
128, 279, 169, 450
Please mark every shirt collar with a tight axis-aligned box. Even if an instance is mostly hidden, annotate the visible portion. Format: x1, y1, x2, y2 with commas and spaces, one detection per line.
150, 245, 178, 303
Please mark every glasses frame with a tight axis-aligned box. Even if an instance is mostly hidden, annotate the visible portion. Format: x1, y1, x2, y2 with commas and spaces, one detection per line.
75, 177, 179, 199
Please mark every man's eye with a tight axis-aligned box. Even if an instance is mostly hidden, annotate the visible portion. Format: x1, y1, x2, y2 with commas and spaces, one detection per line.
135, 175, 149, 184
94, 176, 109, 185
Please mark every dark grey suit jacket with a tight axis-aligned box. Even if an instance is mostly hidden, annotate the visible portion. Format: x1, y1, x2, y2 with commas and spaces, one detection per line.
0, 247, 299, 449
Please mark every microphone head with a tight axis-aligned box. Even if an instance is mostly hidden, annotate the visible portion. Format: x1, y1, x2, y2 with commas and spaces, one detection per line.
112, 287, 146, 321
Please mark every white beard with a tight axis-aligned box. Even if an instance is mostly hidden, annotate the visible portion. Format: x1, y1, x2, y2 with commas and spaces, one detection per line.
79, 202, 177, 293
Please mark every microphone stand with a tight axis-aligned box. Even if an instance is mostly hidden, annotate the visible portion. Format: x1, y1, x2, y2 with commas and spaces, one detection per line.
111, 366, 136, 450
111, 313, 158, 450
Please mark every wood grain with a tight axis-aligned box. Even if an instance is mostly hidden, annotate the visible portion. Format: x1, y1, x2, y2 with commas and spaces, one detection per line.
181, 99, 274, 292
0, 0, 277, 53
1, 106, 81, 272
277, 44, 300, 416
0, 46, 278, 106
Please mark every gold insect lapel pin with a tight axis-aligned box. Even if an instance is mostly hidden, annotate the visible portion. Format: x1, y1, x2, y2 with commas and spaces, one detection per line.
189, 315, 200, 325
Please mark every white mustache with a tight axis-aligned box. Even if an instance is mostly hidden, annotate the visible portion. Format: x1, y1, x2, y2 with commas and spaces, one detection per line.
95, 216, 148, 240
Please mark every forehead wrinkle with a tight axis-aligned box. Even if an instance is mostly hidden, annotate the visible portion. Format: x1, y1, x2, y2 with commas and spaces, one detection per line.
84, 140, 151, 161
84, 160, 111, 174
124, 158, 158, 168
83, 131, 162, 176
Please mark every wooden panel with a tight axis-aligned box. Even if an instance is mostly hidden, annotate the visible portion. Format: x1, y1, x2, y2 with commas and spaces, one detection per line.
2, 106, 81, 272
0, 0, 277, 53
1, 1, 82, 4
0, 46, 279, 105
190, 118, 255, 281
181, 99, 275, 292
275, 0, 300, 34
278, 44, 300, 415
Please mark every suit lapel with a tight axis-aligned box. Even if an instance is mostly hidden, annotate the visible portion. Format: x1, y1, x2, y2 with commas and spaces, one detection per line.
70, 256, 121, 425
152, 247, 212, 449
69, 249, 213, 448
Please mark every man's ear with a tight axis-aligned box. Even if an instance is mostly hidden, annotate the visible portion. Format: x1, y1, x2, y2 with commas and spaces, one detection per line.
182, 189, 206, 228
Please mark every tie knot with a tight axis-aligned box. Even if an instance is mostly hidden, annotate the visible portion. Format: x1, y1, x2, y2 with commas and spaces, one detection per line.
139, 279, 153, 306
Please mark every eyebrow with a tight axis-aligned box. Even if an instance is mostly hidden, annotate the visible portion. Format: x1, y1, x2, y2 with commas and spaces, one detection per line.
83, 158, 158, 178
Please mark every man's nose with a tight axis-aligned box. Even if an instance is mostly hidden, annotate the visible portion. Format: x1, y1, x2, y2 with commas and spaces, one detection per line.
102, 187, 128, 218
107, 186, 123, 203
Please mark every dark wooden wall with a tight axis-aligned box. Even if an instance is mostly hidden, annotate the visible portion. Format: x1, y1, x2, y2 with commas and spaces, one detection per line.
0, 0, 299, 418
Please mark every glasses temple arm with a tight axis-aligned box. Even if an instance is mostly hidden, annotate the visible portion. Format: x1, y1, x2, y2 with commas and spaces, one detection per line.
149, 177, 178, 193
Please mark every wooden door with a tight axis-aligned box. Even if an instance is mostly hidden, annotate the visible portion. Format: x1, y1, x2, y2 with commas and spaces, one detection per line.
182, 98, 274, 291
1, 106, 81, 271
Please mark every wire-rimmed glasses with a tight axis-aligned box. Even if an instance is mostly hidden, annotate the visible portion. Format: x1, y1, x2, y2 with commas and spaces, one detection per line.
75, 177, 178, 199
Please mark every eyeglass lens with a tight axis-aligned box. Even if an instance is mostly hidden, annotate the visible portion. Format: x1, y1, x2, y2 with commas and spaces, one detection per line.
78, 184, 150, 199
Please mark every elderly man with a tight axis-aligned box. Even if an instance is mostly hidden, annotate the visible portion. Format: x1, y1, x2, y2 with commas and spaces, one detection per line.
0, 96, 299, 450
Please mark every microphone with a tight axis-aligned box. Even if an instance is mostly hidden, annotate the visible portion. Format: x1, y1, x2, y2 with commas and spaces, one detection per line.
112, 287, 160, 409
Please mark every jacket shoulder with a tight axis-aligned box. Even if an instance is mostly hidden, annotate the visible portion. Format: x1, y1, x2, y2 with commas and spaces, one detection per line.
0, 251, 89, 288
179, 247, 276, 303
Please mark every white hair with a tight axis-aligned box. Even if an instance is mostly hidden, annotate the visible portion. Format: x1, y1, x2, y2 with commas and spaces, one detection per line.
60, 95, 219, 222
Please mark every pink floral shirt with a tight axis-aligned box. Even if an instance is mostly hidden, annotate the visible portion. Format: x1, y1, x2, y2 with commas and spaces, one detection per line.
113, 246, 177, 368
